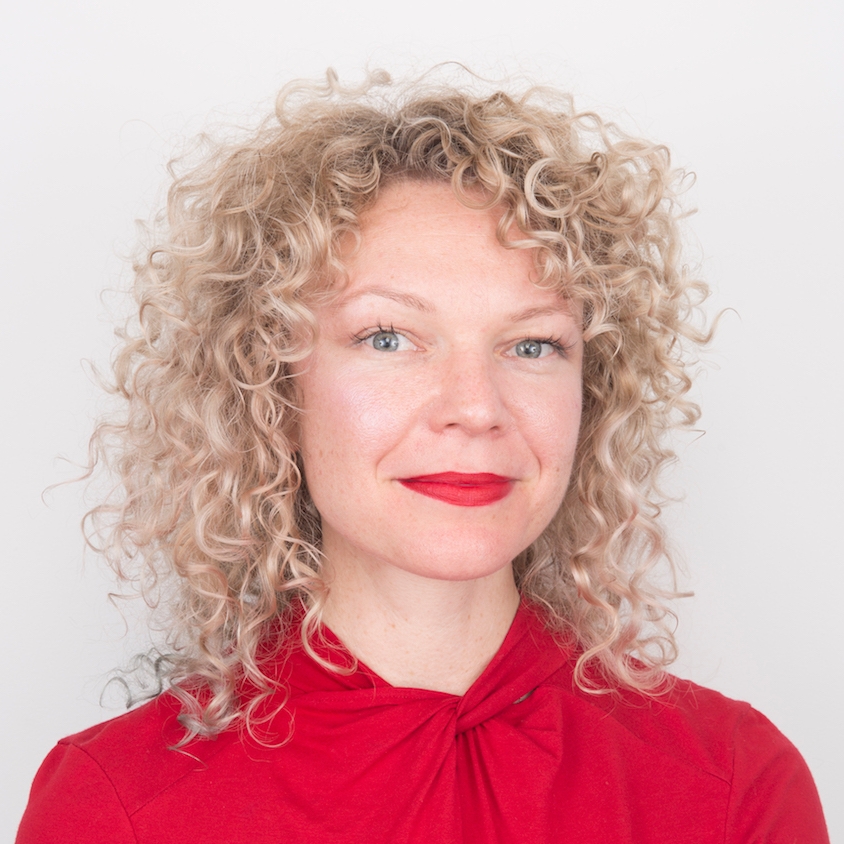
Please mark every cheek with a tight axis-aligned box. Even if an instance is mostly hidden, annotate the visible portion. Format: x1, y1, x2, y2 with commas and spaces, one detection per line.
523, 390, 582, 536
513, 377, 583, 472
298, 362, 416, 476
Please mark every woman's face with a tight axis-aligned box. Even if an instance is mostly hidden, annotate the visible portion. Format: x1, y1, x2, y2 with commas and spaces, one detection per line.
296, 181, 583, 584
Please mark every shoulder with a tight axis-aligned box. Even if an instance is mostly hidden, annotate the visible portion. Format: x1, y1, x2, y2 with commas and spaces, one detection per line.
16, 694, 235, 844
573, 674, 762, 777
543, 666, 829, 841
65, 694, 231, 799
548, 662, 804, 780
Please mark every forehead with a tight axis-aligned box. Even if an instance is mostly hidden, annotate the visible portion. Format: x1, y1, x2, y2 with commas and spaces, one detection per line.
331, 180, 567, 314
355, 180, 518, 257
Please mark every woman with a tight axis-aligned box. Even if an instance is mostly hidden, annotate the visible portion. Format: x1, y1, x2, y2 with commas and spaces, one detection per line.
17, 71, 828, 842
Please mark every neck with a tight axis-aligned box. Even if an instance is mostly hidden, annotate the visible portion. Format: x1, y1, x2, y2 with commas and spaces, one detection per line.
319, 553, 521, 696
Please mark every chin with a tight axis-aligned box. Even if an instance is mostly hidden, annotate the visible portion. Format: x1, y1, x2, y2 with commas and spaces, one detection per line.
391, 536, 528, 583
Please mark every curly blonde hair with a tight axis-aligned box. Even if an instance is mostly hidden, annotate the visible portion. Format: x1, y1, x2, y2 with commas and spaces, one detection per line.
89, 69, 709, 738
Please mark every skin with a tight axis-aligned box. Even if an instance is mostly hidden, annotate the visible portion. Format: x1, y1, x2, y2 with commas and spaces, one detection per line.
296, 181, 583, 695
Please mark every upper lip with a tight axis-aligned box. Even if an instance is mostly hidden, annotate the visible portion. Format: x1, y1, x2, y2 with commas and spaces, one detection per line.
400, 472, 512, 484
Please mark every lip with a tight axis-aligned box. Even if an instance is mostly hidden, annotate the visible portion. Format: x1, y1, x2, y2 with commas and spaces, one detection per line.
399, 472, 513, 507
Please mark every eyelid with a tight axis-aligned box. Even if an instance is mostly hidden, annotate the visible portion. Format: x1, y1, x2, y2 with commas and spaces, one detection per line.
352, 324, 418, 351
507, 336, 570, 359
350, 326, 573, 357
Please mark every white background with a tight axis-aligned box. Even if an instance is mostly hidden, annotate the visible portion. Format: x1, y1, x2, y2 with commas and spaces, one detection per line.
2, 0, 841, 839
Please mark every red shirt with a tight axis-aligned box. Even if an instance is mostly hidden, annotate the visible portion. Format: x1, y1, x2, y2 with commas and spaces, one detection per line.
17, 604, 828, 843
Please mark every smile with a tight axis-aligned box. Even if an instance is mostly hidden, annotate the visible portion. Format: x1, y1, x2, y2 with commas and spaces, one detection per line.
398, 472, 514, 507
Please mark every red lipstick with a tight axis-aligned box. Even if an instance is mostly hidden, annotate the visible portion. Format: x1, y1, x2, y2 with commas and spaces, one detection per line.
399, 472, 513, 507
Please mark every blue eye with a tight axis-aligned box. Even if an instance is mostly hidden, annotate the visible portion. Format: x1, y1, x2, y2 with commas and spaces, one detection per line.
369, 330, 401, 352
512, 338, 565, 359
353, 326, 416, 353
514, 339, 545, 359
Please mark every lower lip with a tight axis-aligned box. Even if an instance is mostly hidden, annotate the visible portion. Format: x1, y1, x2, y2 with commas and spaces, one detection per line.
399, 473, 513, 507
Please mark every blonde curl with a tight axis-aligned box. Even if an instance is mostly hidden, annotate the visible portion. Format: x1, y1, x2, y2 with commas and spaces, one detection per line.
88, 68, 710, 740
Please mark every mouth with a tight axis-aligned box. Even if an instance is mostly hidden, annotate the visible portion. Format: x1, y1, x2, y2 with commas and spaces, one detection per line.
398, 472, 514, 507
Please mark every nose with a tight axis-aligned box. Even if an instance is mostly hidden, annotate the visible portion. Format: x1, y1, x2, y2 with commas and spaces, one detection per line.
427, 349, 509, 435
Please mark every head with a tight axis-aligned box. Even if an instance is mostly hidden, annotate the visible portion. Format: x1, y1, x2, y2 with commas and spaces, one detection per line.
293, 177, 584, 598
94, 69, 708, 736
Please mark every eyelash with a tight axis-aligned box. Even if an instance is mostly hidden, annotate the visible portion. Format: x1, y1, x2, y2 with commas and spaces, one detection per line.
351, 323, 401, 345
523, 336, 570, 357
352, 325, 571, 359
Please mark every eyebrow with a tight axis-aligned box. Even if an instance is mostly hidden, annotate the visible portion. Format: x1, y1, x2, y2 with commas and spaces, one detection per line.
336, 287, 436, 313
337, 287, 572, 323
507, 305, 572, 323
